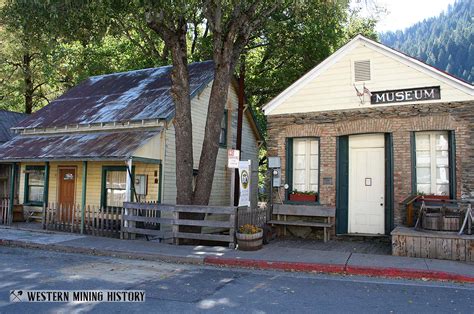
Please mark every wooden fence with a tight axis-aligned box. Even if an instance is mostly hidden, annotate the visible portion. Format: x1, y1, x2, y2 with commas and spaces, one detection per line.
121, 202, 237, 247
237, 206, 269, 228
44, 203, 121, 238
0, 199, 10, 225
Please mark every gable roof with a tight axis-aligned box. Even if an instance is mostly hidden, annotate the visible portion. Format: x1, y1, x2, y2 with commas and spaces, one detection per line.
0, 110, 28, 143
263, 34, 474, 115
15, 61, 215, 129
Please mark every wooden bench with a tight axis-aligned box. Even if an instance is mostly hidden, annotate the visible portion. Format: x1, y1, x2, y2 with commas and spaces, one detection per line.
268, 204, 336, 242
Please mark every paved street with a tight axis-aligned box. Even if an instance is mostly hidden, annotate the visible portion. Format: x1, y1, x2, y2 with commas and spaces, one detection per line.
0, 247, 473, 313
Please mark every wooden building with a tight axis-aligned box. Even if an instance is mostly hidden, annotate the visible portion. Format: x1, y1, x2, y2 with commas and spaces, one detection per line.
264, 35, 474, 237
0, 61, 262, 223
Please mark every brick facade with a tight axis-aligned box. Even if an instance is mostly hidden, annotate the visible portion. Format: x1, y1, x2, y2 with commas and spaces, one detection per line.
267, 101, 474, 227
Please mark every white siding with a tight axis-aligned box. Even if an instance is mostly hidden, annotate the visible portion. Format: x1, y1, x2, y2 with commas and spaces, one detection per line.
268, 43, 473, 115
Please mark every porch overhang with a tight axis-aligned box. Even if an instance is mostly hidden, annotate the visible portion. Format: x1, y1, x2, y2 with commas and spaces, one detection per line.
0, 129, 162, 163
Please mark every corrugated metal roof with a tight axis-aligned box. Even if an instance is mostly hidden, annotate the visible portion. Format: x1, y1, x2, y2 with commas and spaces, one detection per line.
0, 130, 160, 162
15, 60, 215, 129
0, 110, 28, 143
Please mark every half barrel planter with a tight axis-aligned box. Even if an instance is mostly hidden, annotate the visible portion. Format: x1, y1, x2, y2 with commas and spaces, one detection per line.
236, 230, 263, 251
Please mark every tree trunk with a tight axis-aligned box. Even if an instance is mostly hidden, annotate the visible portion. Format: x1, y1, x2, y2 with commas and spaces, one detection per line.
22, 53, 33, 114
193, 53, 234, 205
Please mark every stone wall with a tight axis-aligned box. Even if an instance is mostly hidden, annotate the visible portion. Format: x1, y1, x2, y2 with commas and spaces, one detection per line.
266, 101, 474, 226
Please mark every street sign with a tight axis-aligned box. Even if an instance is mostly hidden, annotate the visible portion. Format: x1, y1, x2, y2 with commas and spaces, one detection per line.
228, 149, 240, 168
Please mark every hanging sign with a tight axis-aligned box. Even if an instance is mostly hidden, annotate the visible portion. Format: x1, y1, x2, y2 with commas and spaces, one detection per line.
370, 86, 440, 105
238, 160, 251, 207
227, 149, 240, 168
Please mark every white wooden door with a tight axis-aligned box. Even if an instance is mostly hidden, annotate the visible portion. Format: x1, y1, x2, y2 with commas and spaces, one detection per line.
348, 134, 385, 234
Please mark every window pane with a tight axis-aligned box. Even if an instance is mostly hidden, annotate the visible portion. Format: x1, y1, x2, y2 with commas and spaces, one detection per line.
436, 133, 449, 150
295, 156, 305, 169
416, 151, 431, 167
435, 184, 449, 196
415, 134, 430, 150
293, 184, 305, 191
310, 140, 318, 154
28, 186, 44, 202
436, 167, 449, 184
107, 189, 126, 207
293, 170, 305, 185
310, 155, 318, 169
310, 170, 318, 185
436, 150, 449, 166
106, 171, 126, 189
28, 171, 45, 186
416, 167, 430, 184
219, 129, 226, 144
417, 184, 431, 195
293, 140, 306, 154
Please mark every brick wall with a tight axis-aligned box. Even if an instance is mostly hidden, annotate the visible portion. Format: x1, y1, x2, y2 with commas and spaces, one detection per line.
267, 101, 473, 226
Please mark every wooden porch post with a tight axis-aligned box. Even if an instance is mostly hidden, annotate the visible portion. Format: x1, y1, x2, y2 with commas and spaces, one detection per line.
8, 163, 17, 225
80, 161, 87, 234
42, 162, 49, 228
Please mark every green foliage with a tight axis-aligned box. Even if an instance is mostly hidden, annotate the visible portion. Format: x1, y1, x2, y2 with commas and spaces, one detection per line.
380, 0, 473, 83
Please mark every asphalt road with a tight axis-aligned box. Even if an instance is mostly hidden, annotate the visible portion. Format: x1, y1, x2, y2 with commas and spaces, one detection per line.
0, 247, 473, 313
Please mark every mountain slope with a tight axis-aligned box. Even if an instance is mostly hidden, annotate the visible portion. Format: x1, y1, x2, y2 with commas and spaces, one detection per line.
380, 0, 473, 83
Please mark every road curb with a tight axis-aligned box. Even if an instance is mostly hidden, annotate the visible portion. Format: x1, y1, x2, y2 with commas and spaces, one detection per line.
0, 239, 205, 265
204, 256, 474, 283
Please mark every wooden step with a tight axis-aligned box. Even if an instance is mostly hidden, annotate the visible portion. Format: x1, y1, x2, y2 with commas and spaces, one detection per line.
268, 220, 332, 228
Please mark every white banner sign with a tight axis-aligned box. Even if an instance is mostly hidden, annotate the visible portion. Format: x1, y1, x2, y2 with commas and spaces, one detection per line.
227, 149, 240, 168
238, 160, 251, 207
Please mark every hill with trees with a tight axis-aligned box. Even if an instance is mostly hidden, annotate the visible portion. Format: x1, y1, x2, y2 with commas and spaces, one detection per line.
380, 0, 473, 83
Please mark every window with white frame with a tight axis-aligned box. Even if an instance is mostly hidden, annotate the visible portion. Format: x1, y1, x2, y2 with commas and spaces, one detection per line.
292, 138, 319, 193
415, 131, 450, 196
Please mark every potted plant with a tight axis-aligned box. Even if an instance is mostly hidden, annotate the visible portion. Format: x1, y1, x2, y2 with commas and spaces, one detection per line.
288, 190, 318, 202
236, 224, 263, 251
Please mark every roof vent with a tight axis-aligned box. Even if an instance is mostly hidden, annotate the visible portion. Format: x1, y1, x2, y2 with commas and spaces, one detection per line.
354, 60, 371, 82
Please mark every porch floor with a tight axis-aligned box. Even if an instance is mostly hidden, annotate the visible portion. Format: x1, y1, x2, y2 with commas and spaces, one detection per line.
273, 236, 392, 255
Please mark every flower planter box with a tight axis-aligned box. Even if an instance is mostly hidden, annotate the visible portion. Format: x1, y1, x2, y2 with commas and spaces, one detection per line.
236, 230, 263, 251
288, 193, 317, 202
419, 195, 450, 201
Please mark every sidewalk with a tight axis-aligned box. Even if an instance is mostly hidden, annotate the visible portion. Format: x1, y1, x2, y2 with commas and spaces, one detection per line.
0, 227, 473, 283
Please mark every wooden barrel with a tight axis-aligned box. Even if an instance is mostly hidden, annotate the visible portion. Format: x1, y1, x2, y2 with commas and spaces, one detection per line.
441, 215, 461, 231
236, 231, 263, 251
422, 212, 441, 230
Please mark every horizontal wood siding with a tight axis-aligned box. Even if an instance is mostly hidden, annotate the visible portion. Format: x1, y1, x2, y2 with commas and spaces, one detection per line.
269, 44, 472, 115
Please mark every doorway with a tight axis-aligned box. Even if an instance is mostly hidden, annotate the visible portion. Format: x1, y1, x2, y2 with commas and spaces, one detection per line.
348, 134, 385, 234
58, 167, 76, 221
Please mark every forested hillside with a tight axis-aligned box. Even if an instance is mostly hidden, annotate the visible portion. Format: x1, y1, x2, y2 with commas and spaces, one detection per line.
380, 0, 473, 83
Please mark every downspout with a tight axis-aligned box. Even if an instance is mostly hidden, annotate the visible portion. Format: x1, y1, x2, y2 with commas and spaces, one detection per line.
42, 162, 49, 229
234, 59, 245, 206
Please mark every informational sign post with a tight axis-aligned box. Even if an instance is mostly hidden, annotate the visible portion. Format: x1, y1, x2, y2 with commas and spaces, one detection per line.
227, 149, 240, 168
238, 160, 251, 207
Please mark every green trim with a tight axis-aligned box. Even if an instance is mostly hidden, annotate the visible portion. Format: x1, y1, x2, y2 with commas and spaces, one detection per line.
8, 163, 17, 224
100, 166, 135, 208
448, 131, 456, 198
24, 165, 46, 206
336, 136, 349, 234
219, 109, 228, 148
285, 138, 293, 201
131, 157, 162, 164
410, 132, 417, 195
43, 162, 49, 205
158, 165, 163, 203
384, 133, 394, 234
81, 161, 88, 234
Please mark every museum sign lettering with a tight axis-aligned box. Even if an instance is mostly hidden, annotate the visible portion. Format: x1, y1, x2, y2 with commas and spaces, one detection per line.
370, 86, 440, 105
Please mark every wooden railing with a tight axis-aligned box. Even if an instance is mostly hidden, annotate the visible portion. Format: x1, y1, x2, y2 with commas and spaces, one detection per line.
122, 202, 237, 247
44, 203, 121, 238
0, 199, 10, 225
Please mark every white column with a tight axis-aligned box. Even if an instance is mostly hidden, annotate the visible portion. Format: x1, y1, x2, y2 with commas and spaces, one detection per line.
125, 158, 133, 202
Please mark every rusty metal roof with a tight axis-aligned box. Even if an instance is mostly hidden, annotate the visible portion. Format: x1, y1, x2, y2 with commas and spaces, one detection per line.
0, 110, 28, 143
15, 61, 214, 129
0, 130, 160, 162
